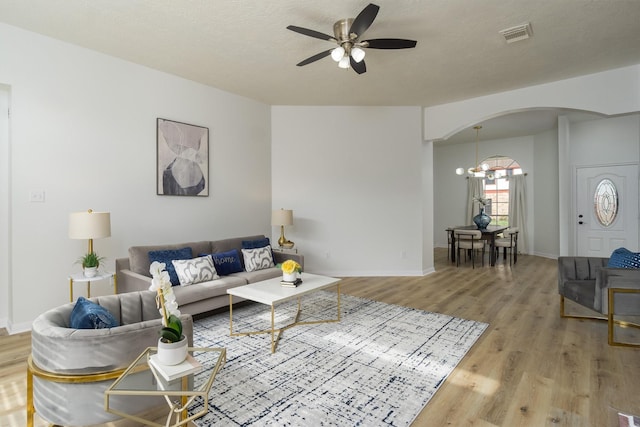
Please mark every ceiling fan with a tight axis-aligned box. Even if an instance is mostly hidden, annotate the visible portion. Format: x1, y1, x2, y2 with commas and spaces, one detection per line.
287, 3, 417, 74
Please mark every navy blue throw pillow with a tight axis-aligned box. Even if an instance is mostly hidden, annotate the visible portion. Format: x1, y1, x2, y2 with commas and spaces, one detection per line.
70, 297, 119, 329
608, 247, 640, 269
148, 247, 193, 285
242, 237, 270, 249
200, 249, 244, 276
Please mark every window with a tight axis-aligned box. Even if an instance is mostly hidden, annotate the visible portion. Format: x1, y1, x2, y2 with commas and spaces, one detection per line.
478, 155, 522, 226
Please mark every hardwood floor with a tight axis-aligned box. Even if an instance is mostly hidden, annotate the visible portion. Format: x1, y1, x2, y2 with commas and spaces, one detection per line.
1, 248, 638, 426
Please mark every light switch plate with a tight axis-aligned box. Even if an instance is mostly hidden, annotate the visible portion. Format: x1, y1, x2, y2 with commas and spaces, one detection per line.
29, 190, 45, 202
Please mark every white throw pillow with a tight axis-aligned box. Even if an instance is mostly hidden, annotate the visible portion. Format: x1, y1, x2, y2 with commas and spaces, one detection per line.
172, 255, 219, 286
241, 245, 275, 272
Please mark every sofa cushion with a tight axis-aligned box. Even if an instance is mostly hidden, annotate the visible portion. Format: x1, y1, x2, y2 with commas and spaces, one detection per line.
242, 237, 271, 249
231, 267, 282, 283
172, 255, 219, 286
242, 245, 275, 272
70, 296, 119, 329
148, 247, 193, 285
129, 241, 211, 277
202, 249, 244, 276
608, 247, 640, 269
172, 276, 248, 306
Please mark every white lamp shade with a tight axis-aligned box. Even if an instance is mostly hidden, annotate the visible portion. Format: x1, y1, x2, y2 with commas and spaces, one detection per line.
271, 209, 293, 226
338, 56, 350, 69
331, 47, 345, 62
455, 167, 465, 175
69, 210, 111, 239
351, 47, 365, 63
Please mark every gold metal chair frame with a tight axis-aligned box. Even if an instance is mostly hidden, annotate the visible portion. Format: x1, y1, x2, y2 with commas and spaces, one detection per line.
26, 356, 126, 427
229, 284, 341, 353
560, 291, 640, 348
608, 287, 640, 347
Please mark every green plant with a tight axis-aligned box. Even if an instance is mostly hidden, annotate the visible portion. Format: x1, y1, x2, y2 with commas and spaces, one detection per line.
76, 252, 105, 268
160, 314, 183, 343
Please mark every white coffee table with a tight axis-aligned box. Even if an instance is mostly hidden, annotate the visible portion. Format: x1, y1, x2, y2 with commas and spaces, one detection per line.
227, 273, 341, 353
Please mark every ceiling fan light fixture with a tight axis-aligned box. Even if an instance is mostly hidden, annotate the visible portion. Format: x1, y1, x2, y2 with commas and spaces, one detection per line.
338, 56, 350, 69
331, 46, 345, 62
351, 47, 365, 63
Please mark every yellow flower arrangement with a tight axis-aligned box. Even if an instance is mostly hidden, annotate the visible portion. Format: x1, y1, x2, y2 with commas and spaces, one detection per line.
279, 259, 302, 274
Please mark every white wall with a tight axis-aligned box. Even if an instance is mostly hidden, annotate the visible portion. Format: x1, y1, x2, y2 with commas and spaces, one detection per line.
0, 23, 272, 331
533, 128, 559, 258
0, 85, 9, 329
424, 65, 640, 141
271, 106, 427, 276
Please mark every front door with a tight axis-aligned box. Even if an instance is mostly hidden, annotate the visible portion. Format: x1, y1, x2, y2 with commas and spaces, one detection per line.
576, 164, 639, 256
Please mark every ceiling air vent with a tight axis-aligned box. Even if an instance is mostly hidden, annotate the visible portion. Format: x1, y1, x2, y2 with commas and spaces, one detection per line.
499, 22, 532, 43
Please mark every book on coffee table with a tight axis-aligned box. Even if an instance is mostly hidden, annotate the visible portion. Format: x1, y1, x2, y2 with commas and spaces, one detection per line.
281, 278, 303, 288
148, 353, 202, 381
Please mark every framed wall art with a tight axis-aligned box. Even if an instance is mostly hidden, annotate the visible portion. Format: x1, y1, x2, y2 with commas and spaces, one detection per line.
157, 118, 209, 197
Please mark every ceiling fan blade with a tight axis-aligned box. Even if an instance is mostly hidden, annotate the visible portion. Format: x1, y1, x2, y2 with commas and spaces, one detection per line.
296, 49, 333, 66
287, 25, 335, 42
349, 3, 379, 39
350, 57, 367, 74
363, 38, 417, 49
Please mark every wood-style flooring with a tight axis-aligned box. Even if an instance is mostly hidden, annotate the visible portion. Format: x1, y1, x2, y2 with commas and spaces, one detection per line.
1, 248, 638, 426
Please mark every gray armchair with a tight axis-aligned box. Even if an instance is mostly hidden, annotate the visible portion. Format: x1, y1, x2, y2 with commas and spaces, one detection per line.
558, 256, 640, 347
28, 290, 194, 426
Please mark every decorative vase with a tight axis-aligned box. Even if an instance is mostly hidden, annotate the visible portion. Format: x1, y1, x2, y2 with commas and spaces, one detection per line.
83, 267, 98, 278
283, 272, 298, 282
156, 335, 188, 365
473, 207, 492, 230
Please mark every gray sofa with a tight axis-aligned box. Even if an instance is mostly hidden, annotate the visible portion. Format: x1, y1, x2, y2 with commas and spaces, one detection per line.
29, 290, 194, 426
115, 235, 304, 315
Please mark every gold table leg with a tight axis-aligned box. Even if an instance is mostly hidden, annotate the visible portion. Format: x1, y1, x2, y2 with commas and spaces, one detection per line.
230, 283, 342, 354
26, 365, 34, 427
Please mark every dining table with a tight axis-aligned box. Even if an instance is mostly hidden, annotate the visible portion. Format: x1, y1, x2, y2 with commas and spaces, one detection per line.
447, 225, 508, 267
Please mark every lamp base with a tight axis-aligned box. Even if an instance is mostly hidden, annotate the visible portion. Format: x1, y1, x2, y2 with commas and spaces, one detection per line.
280, 241, 295, 249
278, 227, 294, 249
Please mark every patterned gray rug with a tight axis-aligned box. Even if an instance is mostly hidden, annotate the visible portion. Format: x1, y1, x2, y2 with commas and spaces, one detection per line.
190, 291, 488, 426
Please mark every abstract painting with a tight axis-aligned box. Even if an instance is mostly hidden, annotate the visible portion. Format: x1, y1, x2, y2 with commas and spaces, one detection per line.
157, 118, 209, 196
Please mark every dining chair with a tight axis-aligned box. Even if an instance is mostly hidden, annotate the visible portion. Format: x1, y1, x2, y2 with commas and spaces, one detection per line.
454, 229, 485, 268
494, 227, 519, 265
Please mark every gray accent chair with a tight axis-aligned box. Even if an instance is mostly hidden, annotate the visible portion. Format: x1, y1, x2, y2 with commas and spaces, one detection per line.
558, 256, 640, 347
28, 290, 194, 426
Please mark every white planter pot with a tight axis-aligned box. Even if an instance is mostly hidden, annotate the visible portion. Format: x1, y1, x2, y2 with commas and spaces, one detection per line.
83, 267, 98, 278
156, 335, 188, 365
283, 272, 298, 282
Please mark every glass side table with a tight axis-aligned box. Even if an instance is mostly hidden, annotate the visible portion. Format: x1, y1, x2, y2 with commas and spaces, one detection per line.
69, 271, 116, 302
105, 347, 226, 427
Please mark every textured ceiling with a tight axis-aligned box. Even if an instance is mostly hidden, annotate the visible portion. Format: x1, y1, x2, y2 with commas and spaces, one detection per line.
1, 1, 639, 143
2, 0, 640, 109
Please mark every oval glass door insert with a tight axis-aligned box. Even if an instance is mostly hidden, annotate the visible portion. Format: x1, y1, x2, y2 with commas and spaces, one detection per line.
594, 178, 618, 227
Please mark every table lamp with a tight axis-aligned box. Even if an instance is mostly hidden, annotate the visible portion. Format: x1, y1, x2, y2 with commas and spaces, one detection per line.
69, 209, 111, 255
271, 209, 294, 249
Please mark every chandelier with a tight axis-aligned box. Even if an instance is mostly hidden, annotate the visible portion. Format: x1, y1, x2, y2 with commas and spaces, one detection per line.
455, 125, 490, 177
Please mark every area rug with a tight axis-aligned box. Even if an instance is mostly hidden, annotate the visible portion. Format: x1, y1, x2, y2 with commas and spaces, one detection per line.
189, 291, 488, 426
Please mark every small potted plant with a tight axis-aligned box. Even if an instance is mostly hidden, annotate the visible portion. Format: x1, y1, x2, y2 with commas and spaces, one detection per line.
76, 252, 105, 278
149, 261, 186, 365
278, 259, 302, 282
